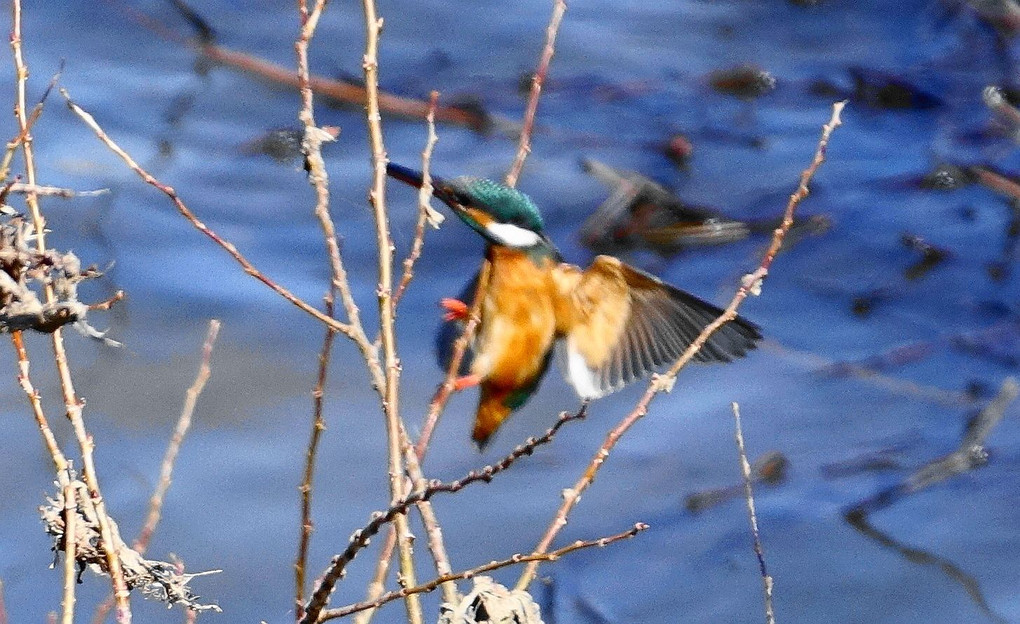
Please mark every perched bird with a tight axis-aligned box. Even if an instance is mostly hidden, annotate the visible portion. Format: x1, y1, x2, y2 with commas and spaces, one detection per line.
387, 163, 762, 446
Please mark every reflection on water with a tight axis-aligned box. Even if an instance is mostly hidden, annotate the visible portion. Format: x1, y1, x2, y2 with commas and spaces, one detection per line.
2, 0, 1020, 622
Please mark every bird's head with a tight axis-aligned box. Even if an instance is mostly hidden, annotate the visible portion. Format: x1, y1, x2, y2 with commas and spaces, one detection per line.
388, 163, 547, 249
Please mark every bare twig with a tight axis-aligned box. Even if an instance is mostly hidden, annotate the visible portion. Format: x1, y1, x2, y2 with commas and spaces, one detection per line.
733, 403, 775, 624
3, 183, 108, 198
0, 579, 7, 624
320, 522, 647, 621
139, 320, 220, 551
296, 292, 337, 614
61, 476, 78, 624
13, 4, 131, 620
393, 91, 442, 309
504, 0, 567, 187
516, 101, 847, 590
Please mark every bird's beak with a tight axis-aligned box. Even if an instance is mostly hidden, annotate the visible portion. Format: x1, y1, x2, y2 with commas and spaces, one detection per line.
386, 162, 464, 215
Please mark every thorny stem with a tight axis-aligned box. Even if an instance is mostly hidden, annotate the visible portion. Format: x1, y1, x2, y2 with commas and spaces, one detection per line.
732, 403, 776, 624
504, 0, 567, 187
320, 522, 647, 621
415, 260, 492, 458
359, 0, 424, 621
516, 101, 847, 590
300, 408, 586, 624
13, 3, 132, 621
296, 292, 337, 614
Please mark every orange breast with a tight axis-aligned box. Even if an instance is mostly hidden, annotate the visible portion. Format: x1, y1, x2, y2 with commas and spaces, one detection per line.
473, 247, 557, 390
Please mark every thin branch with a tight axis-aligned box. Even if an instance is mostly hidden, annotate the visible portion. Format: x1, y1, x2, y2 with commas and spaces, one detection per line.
61, 476, 78, 624
516, 101, 847, 590
299, 407, 585, 624
320, 522, 648, 621
358, 0, 423, 621
504, 0, 567, 187
733, 403, 775, 624
138, 320, 220, 551
393, 91, 442, 309
3, 183, 109, 198
297, 292, 337, 614
13, 3, 131, 620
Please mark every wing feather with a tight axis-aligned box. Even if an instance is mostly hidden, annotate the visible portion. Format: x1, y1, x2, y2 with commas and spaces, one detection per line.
558, 256, 761, 398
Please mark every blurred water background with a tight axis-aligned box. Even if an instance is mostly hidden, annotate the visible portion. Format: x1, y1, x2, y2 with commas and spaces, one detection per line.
1, 0, 1019, 622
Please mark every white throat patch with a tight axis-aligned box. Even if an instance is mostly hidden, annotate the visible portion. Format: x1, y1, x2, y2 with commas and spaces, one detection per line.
485, 222, 542, 248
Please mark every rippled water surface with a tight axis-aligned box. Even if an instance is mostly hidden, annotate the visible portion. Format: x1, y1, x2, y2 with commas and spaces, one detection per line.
2, 1, 1019, 622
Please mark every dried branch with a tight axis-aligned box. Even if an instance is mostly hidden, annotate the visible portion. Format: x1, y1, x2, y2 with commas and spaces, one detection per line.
296, 292, 337, 614
516, 101, 847, 590
321, 523, 647, 621
93, 321, 220, 624
415, 260, 492, 457
357, 0, 424, 621
300, 407, 585, 624
505, 0, 567, 187
12, 3, 131, 619
3, 183, 108, 198
733, 403, 775, 624
137, 320, 220, 552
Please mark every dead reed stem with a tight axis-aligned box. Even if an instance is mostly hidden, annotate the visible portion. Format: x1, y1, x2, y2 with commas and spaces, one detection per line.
516, 101, 847, 590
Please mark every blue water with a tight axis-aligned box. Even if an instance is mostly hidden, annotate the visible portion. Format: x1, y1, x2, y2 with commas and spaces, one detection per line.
1, 0, 1019, 622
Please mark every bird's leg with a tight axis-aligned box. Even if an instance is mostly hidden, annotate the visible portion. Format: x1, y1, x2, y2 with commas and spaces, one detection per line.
439, 297, 470, 322
453, 373, 482, 391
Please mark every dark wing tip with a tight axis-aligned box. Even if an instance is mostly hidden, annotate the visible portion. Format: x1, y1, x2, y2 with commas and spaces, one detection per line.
655, 279, 762, 364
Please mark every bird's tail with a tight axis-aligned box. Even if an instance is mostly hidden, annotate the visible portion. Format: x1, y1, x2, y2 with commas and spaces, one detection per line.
472, 386, 514, 449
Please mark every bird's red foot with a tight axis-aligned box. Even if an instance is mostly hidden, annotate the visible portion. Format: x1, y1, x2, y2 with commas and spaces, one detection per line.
453, 373, 482, 392
440, 297, 470, 322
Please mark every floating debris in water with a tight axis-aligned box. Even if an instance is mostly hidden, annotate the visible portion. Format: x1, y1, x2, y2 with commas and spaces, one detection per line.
708, 64, 777, 100
685, 451, 789, 513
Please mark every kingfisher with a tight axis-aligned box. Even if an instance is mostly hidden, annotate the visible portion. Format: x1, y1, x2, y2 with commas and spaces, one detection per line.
387, 163, 761, 446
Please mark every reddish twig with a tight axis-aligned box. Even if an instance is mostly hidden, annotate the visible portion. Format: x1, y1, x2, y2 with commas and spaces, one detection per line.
296, 292, 337, 615
320, 522, 647, 621
61, 90, 388, 390
516, 101, 847, 590
505, 0, 567, 187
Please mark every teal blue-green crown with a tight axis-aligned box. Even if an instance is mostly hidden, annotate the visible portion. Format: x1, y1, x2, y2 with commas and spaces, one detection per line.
452, 177, 545, 232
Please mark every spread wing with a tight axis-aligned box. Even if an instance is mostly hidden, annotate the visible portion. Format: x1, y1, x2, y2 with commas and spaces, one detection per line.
555, 256, 761, 399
